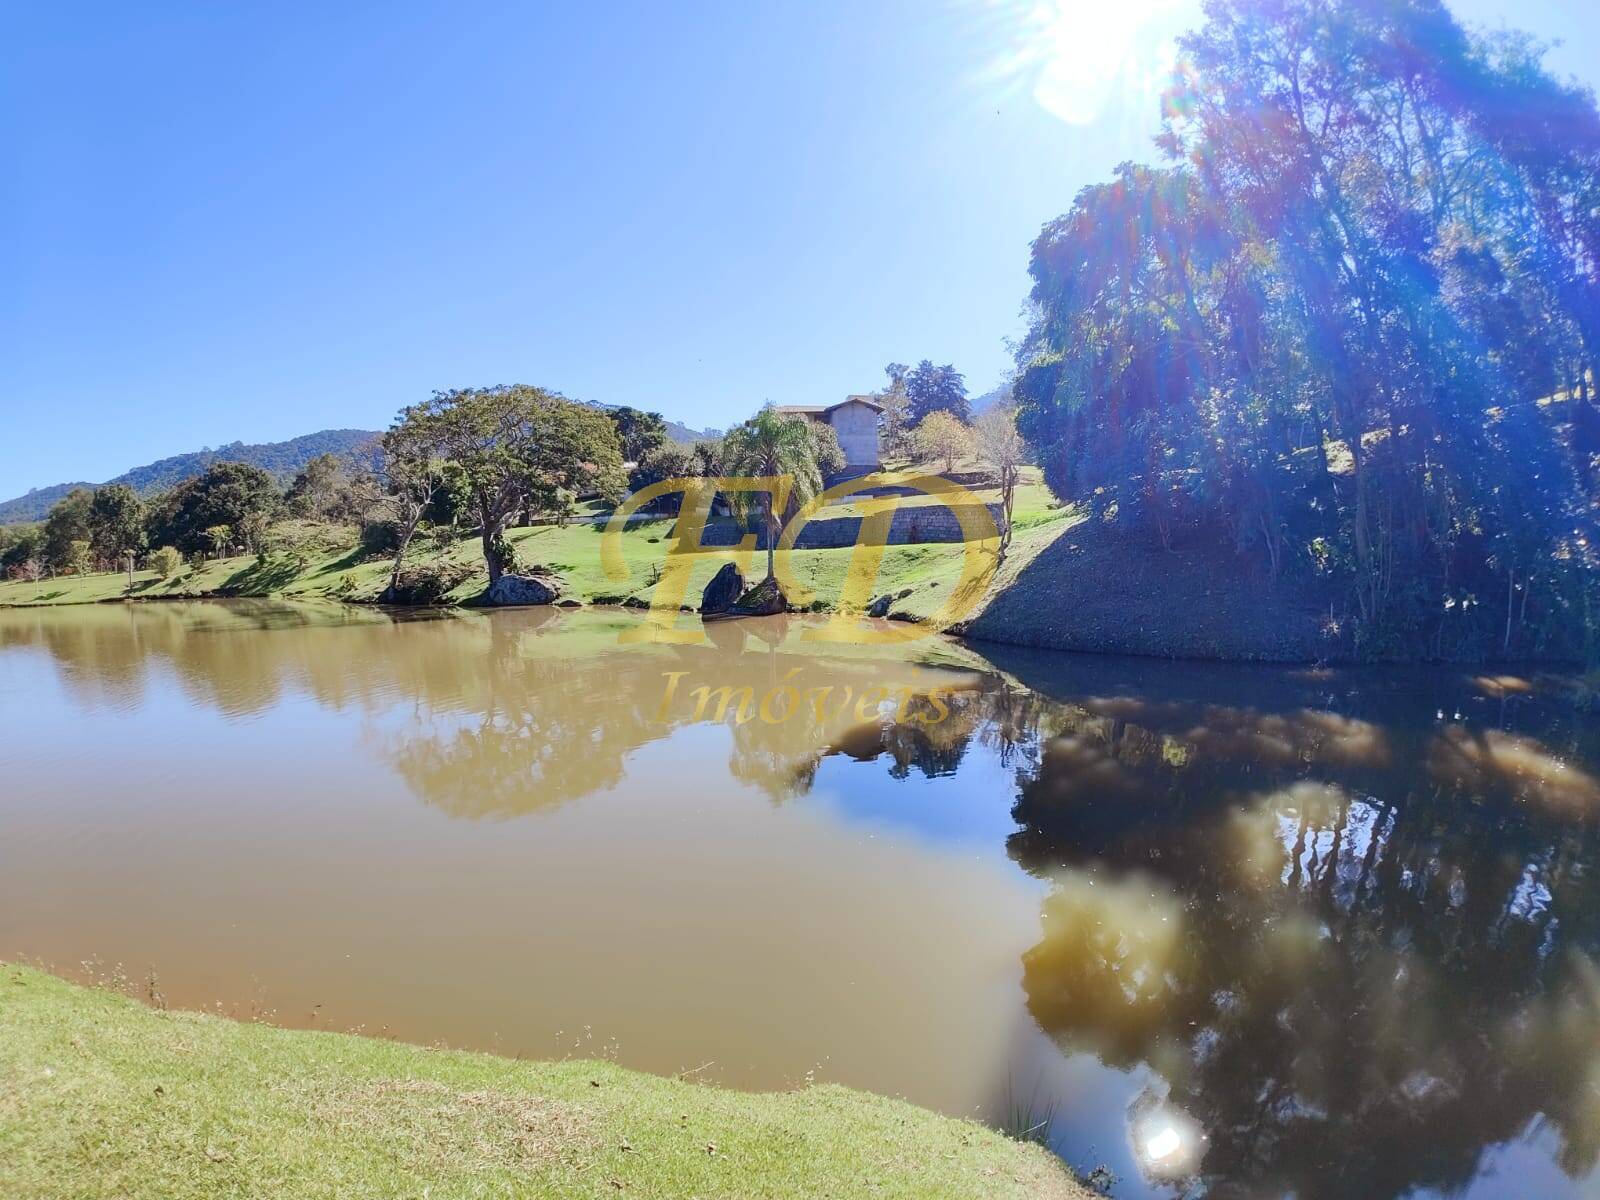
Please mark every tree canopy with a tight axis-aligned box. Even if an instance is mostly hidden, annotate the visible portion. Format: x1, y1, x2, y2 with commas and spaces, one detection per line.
87, 485, 146, 563
607, 407, 669, 464
904, 360, 971, 425
386, 386, 626, 583
1014, 0, 1600, 659
145, 463, 280, 557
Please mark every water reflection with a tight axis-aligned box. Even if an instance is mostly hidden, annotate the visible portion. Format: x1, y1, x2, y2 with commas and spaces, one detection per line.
2, 602, 1598, 1199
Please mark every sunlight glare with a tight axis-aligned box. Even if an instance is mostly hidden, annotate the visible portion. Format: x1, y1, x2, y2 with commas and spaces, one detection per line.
977, 0, 1197, 125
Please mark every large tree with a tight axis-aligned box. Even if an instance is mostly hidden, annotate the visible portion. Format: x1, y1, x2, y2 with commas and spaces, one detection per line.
284, 453, 350, 519
607, 406, 669, 464
87, 485, 147, 565
145, 463, 280, 557
375, 423, 448, 596
42, 489, 93, 572
878, 363, 915, 458
387, 386, 626, 584
905, 360, 971, 425
1014, 0, 1600, 658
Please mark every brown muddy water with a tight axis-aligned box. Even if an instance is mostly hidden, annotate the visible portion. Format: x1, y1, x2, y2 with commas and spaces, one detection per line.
1, 599, 1598, 1199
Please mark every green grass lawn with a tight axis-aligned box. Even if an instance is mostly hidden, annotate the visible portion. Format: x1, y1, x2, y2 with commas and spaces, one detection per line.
0, 476, 1081, 623
0, 965, 1086, 1200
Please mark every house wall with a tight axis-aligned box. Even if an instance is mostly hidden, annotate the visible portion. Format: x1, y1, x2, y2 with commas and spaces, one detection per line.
826, 402, 880, 467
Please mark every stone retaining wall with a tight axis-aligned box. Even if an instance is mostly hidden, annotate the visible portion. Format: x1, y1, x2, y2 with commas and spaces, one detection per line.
690, 503, 1003, 549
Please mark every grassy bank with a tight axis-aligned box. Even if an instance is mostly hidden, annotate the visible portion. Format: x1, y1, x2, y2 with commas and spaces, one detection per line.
0, 965, 1086, 1200
0, 467, 1081, 620
0, 463, 1362, 664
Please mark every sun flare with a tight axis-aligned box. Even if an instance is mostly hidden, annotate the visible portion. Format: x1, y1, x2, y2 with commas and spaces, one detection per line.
976, 0, 1198, 124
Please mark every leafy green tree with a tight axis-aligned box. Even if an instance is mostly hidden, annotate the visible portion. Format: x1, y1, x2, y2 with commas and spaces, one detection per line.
374, 421, 450, 595
689, 439, 724, 478
145, 546, 183, 579
721, 406, 822, 582
283, 453, 349, 519
0, 525, 42, 577
905, 360, 970, 425
607, 407, 669, 464
914, 410, 973, 474
877, 364, 915, 459
629, 441, 695, 496
201, 525, 234, 558
145, 463, 280, 556
1014, 0, 1599, 657
43, 489, 93, 572
67, 539, 93, 576
87, 485, 147, 564
809, 421, 846, 478
387, 386, 626, 584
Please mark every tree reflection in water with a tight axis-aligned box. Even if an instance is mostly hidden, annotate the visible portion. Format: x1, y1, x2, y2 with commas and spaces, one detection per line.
5, 602, 1598, 1198
984, 651, 1600, 1199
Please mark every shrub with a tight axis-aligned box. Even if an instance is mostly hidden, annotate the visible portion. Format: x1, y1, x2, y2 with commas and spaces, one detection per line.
386, 559, 473, 605
358, 518, 401, 559
146, 546, 183, 579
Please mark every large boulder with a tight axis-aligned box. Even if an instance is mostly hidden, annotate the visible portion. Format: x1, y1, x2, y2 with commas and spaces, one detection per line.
729, 576, 787, 616
866, 594, 893, 618
700, 563, 746, 614
484, 572, 562, 607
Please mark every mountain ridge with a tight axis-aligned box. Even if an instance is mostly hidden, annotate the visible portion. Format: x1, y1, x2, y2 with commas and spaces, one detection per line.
0, 407, 717, 525
0, 429, 382, 525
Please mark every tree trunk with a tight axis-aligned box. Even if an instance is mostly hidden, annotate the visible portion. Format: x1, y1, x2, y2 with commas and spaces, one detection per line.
387, 509, 424, 595
482, 523, 505, 585
764, 494, 776, 581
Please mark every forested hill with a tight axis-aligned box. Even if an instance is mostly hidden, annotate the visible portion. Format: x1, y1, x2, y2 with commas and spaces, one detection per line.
0, 405, 714, 525
0, 429, 381, 525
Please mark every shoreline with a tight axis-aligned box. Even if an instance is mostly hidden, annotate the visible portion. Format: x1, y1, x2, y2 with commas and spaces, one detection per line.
0, 963, 1090, 1199
3, 584, 1584, 669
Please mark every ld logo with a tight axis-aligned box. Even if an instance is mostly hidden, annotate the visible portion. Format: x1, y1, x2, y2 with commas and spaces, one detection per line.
601, 471, 999, 645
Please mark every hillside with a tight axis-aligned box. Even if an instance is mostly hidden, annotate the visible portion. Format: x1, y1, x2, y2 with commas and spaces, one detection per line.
0, 429, 381, 524
2, 406, 714, 526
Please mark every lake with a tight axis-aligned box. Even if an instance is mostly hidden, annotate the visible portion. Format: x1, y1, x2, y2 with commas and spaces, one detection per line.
2, 600, 1597, 1199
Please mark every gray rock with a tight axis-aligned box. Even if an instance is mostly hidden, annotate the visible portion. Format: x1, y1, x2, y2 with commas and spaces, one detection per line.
700, 562, 746, 614
866, 594, 893, 618
730, 577, 786, 616
484, 573, 561, 607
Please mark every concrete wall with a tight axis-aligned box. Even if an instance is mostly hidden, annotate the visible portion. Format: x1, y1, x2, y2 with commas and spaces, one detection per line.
826, 401, 880, 467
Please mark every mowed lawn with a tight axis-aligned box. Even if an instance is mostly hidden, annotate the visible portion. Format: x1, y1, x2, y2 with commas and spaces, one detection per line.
0, 467, 1079, 623
0, 965, 1087, 1200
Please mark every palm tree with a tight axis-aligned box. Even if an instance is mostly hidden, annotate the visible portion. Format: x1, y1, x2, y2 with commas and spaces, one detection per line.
721, 406, 823, 582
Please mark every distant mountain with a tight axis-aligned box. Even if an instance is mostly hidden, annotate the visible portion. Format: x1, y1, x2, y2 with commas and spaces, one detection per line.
1, 402, 716, 526
968, 383, 1013, 417
576, 399, 713, 445
0, 429, 381, 525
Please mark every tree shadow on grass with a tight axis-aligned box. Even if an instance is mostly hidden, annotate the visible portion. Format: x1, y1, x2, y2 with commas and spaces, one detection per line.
222, 557, 306, 596
311, 546, 368, 577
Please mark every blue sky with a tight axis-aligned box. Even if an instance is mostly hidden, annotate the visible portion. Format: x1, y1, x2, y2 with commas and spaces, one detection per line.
3, 0, 1597, 493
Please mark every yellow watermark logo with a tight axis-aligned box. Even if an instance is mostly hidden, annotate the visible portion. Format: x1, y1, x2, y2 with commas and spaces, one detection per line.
654, 670, 955, 726
602, 471, 998, 644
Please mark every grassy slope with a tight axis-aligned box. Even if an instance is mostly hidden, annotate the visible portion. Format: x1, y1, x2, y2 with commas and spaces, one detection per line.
963, 507, 1345, 661
0, 468, 1081, 622
0, 966, 1085, 1200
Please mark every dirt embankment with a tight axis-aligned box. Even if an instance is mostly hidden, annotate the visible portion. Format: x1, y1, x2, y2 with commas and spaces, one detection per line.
963, 517, 1346, 663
